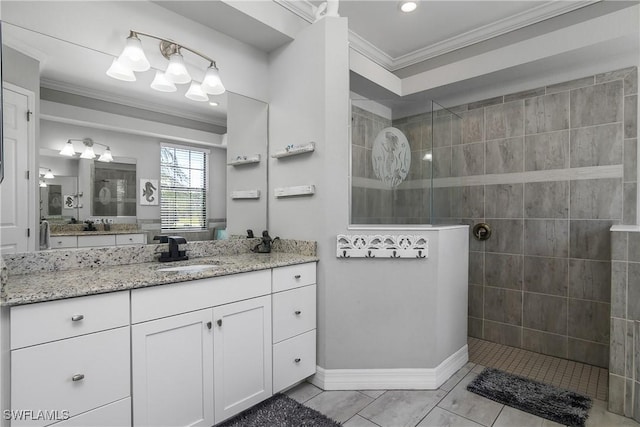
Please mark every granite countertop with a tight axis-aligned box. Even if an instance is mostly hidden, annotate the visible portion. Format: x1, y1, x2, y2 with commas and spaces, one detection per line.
2, 252, 318, 307
51, 230, 144, 236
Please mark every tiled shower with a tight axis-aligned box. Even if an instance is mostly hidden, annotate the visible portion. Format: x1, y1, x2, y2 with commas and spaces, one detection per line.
351, 66, 638, 370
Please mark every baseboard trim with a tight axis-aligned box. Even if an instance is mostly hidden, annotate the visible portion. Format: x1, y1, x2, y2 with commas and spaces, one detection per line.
310, 344, 468, 390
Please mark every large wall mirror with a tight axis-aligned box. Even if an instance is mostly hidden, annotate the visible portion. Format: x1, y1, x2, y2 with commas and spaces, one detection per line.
1, 1, 269, 253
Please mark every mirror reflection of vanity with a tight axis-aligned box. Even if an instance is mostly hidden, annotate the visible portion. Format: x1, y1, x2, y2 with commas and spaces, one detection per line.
1, 1, 269, 253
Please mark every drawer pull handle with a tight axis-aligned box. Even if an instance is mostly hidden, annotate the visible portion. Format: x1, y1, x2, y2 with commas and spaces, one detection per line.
72, 374, 85, 382
294, 358, 301, 363
294, 275, 301, 279
217, 319, 222, 327
71, 314, 84, 322
295, 311, 302, 315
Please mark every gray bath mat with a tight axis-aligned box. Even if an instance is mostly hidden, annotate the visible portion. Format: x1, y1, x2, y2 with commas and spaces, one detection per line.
217, 394, 341, 427
467, 368, 592, 427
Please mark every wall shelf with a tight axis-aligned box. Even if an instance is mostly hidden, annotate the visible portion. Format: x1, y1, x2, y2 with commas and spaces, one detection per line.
274, 185, 315, 198
231, 190, 261, 200
227, 155, 261, 166
271, 142, 315, 159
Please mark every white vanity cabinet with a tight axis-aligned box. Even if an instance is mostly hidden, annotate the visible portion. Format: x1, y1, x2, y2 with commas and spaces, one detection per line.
271, 263, 317, 393
48, 233, 146, 249
9, 292, 131, 427
131, 309, 214, 427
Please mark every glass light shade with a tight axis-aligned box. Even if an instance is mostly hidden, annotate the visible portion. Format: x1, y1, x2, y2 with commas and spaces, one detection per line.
59, 141, 76, 156
44, 169, 55, 179
118, 35, 150, 72
422, 151, 433, 161
164, 53, 191, 84
39, 180, 47, 188
201, 64, 225, 95
80, 146, 96, 160
106, 58, 136, 82
185, 82, 208, 102
98, 148, 114, 163
150, 71, 177, 92
400, 1, 418, 12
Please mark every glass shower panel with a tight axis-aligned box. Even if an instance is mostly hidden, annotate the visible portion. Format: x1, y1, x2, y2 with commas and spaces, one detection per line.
350, 96, 461, 226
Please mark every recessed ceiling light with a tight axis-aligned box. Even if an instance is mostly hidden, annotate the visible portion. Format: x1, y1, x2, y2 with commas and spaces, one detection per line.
209, 101, 219, 107
399, 1, 417, 13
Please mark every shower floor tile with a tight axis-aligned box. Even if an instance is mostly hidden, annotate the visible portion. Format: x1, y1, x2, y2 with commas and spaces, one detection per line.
468, 337, 608, 400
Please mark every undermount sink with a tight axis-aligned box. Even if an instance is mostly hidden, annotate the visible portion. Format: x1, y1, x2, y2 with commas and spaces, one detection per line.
157, 264, 219, 273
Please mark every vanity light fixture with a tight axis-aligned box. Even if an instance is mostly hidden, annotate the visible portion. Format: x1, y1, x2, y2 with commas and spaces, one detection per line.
43, 169, 55, 179
60, 138, 114, 163
39, 179, 47, 188
107, 30, 226, 102
399, 1, 418, 12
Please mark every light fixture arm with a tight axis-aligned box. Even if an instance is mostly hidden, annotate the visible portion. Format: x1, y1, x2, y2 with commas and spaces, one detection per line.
129, 30, 218, 67
67, 138, 111, 151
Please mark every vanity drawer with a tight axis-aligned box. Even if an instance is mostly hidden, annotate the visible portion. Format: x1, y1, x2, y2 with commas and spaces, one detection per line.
53, 397, 131, 427
77, 234, 116, 247
11, 291, 130, 349
272, 284, 316, 343
116, 233, 145, 245
50, 236, 77, 249
11, 327, 130, 427
272, 262, 316, 292
273, 329, 316, 393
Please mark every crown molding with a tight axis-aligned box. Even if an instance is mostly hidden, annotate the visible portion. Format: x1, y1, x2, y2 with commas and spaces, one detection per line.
348, 0, 600, 72
273, 0, 316, 23
40, 78, 226, 127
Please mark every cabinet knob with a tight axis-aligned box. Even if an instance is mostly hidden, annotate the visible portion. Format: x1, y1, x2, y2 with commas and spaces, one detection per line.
294, 311, 302, 315
294, 358, 301, 363
71, 314, 84, 322
72, 374, 85, 382
216, 319, 222, 327
294, 275, 301, 279
206, 321, 212, 330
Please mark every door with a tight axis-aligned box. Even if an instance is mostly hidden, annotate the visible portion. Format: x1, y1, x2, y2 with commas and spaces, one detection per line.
213, 295, 272, 424
1, 87, 31, 253
132, 309, 214, 427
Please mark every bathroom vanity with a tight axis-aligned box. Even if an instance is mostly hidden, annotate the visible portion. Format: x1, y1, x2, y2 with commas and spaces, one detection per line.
1, 245, 317, 427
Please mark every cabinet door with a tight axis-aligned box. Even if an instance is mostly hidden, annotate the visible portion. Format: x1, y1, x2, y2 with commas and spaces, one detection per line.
213, 295, 272, 424
132, 309, 214, 427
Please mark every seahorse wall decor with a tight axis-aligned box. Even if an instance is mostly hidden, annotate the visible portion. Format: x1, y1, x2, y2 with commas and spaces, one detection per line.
314, 0, 340, 22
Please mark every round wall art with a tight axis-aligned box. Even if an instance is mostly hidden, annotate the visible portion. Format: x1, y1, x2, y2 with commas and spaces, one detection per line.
371, 127, 411, 188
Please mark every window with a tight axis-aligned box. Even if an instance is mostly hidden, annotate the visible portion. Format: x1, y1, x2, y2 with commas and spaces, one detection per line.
160, 144, 208, 230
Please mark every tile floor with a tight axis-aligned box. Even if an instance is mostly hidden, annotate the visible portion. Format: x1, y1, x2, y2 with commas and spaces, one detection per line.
286, 339, 640, 427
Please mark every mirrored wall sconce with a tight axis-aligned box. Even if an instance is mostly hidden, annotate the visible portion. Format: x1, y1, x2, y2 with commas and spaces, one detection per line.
106, 30, 225, 103
59, 138, 114, 162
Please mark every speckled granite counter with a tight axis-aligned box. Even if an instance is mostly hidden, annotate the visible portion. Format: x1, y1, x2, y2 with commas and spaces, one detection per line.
2, 252, 318, 306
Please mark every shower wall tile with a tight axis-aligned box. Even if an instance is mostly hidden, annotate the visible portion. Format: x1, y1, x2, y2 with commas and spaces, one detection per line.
483, 320, 522, 347
351, 187, 366, 220
469, 284, 483, 318
352, 145, 367, 178
568, 338, 608, 367
433, 115, 452, 148
468, 317, 483, 339
433, 147, 452, 178
570, 80, 623, 128
523, 256, 568, 296
523, 293, 567, 335
484, 287, 522, 326
609, 374, 625, 414
630, 233, 640, 262
460, 109, 484, 144
628, 263, 640, 321
546, 76, 595, 94
625, 320, 634, 378
610, 318, 626, 376
611, 231, 628, 262
451, 186, 484, 218
460, 218, 486, 252
469, 251, 484, 285
524, 219, 569, 257
484, 219, 523, 254
625, 95, 638, 139
625, 67, 638, 95
504, 87, 545, 102
484, 253, 523, 290
451, 143, 485, 177
485, 137, 524, 174
484, 100, 524, 141
569, 220, 614, 260
522, 329, 567, 359
568, 259, 611, 303
524, 181, 569, 219
432, 187, 452, 218
611, 261, 627, 319
568, 299, 610, 343
365, 188, 392, 220
485, 183, 523, 219
393, 189, 426, 220
569, 178, 622, 220
624, 183, 637, 225
468, 96, 504, 111
524, 130, 570, 171
596, 67, 636, 84
524, 92, 570, 134
624, 139, 637, 182
569, 123, 623, 167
